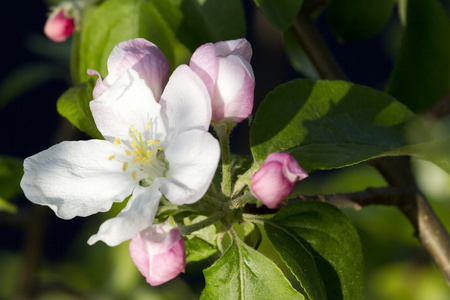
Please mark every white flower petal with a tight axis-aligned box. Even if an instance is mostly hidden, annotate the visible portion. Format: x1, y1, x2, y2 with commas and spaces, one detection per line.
159, 65, 211, 141
87, 185, 161, 246
159, 130, 220, 205
90, 69, 166, 144
20, 140, 134, 219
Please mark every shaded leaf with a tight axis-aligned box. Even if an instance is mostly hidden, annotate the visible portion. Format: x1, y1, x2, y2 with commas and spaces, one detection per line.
270, 202, 363, 300
328, 0, 396, 40
253, 0, 304, 30
265, 221, 327, 300
386, 0, 450, 112
175, 0, 246, 52
243, 222, 262, 249
0, 156, 24, 200
283, 29, 320, 80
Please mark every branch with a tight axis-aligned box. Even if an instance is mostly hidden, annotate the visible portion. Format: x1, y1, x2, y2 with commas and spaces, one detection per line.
290, 0, 450, 284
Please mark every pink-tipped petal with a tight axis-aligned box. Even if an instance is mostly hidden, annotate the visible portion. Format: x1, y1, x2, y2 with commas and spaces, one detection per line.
189, 43, 218, 98
129, 222, 186, 286
189, 38, 255, 124
105, 39, 170, 101
212, 55, 254, 122
87, 69, 107, 99
215, 38, 253, 61
251, 153, 308, 208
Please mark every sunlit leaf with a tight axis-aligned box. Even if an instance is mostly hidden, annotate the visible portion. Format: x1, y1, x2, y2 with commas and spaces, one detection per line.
77, 0, 190, 83
251, 79, 417, 172
56, 80, 102, 139
185, 237, 217, 264
201, 238, 304, 299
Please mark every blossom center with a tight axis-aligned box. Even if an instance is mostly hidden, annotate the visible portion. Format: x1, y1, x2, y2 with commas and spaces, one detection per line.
111, 123, 168, 187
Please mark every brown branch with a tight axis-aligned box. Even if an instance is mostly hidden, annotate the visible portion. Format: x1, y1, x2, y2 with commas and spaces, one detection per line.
290, 0, 450, 284
291, 3, 347, 81
296, 186, 410, 209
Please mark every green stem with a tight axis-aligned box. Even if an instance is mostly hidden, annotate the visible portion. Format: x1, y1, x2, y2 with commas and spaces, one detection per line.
229, 191, 258, 209
213, 123, 233, 198
242, 213, 266, 225
178, 211, 226, 236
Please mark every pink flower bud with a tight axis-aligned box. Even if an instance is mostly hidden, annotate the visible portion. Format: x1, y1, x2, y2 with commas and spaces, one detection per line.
44, 7, 75, 43
251, 153, 308, 209
129, 222, 186, 286
88, 38, 169, 101
190, 38, 255, 123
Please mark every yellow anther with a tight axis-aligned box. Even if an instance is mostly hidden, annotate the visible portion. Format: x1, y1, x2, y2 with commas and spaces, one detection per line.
146, 150, 153, 157
122, 162, 128, 172
133, 148, 141, 156
130, 125, 137, 132
132, 170, 137, 181
125, 150, 131, 156
147, 140, 153, 147
108, 155, 115, 160
156, 146, 163, 151
130, 141, 137, 147
154, 139, 161, 144
114, 137, 121, 145
146, 122, 151, 130
132, 156, 140, 164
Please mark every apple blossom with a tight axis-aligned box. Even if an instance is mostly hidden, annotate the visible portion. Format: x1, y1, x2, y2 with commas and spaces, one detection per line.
129, 221, 186, 286
20, 39, 220, 247
189, 38, 255, 123
251, 153, 308, 209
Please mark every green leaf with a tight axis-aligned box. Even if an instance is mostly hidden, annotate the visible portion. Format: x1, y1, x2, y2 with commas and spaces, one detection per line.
387, 137, 450, 173
265, 221, 327, 300
56, 80, 103, 139
386, 0, 450, 112
270, 202, 364, 300
201, 238, 304, 299
0, 197, 17, 213
243, 222, 262, 249
0, 156, 24, 201
185, 237, 217, 264
77, 0, 190, 83
174, 0, 246, 52
250, 79, 417, 173
254, 0, 304, 30
327, 0, 396, 40
283, 29, 320, 80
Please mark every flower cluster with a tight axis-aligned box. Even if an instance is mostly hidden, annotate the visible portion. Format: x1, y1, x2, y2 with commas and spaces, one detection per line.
20, 36, 307, 286
20, 37, 257, 285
